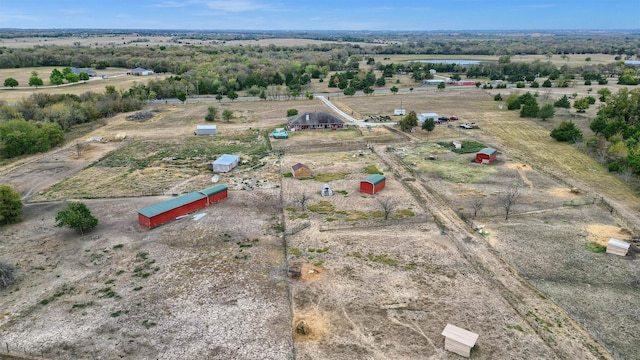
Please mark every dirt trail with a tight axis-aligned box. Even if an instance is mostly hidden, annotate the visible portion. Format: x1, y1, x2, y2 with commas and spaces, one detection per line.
373, 147, 612, 360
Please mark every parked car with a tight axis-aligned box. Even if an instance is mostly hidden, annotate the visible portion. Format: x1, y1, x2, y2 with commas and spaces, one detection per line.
438, 116, 450, 122
449, 115, 459, 121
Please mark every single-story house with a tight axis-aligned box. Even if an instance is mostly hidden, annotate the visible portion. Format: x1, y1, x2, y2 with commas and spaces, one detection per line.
422, 79, 444, 85
128, 67, 154, 76
272, 128, 289, 139
441, 323, 479, 358
288, 112, 345, 131
71, 67, 97, 77
360, 174, 386, 194
195, 124, 217, 135
475, 147, 497, 164
607, 238, 631, 256
292, 163, 312, 178
418, 113, 439, 123
213, 154, 240, 173
137, 184, 228, 228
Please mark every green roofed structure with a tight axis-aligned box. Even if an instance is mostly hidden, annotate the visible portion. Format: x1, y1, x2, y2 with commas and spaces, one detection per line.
138, 184, 228, 228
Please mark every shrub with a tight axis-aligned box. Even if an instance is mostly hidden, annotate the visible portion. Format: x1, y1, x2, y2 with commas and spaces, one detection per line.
584, 242, 606, 253
0, 261, 16, 289
0, 185, 22, 225
55, 202, 99, 234
550, 121, 583, 143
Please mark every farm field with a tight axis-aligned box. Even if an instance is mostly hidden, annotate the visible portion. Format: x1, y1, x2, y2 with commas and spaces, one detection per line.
0, 87, 639, 359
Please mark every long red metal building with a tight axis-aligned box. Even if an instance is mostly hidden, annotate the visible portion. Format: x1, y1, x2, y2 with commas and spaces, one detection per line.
138, 184, 228, 229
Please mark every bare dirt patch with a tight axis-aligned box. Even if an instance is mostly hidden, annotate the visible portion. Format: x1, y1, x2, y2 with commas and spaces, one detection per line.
586, 224, 634, 245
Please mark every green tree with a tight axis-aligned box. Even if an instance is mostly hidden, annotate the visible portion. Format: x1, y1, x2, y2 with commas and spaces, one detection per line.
437, 82, 446, 90
421, 118, 435, 132
0, 185, 22, 225
28, 71, 43, 88
399, 111, 418, 131
55, 202, 98, 235
520, 98, 539, 118
589, 115, 607, 135
216, 94, 223, 102
286, 109, 298, 117
573, 97, 590, 113
554, 95, 571, 108
78, 72, 90, 81
597, 88, 611, 102
227, 89, 238, 101
177, 91, 187, 103
538, 104, 555, 121
3, 78, 18, 88
205, 106, 218, 122
65, 72, 79, 83
390, 85, 399, 94
542, 79, 552, 87
550, 121, 583, 143
363, 86, 374, 95
506, 93, 521, 110
50, 68, 64, 85
222, 109, 233, 122
343, 86, 356, 96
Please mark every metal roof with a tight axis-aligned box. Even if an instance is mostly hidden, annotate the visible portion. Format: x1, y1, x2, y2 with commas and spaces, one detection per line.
608, 238, 630, 250
478, 147, 497, 156
213, 154, 240, 165
138, 192, 205, 218
199, 184, 228, 197
288, 112, 345, 126
441, 324, 479, 347
196, 124, 217, 130
363, 174, 386, 185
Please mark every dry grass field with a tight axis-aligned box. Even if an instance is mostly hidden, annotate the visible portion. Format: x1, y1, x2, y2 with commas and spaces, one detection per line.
0, 67, 169, 103
1, 84, 639, 359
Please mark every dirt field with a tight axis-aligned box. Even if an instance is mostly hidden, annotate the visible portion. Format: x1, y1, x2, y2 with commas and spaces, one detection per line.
1, 87, 639, 359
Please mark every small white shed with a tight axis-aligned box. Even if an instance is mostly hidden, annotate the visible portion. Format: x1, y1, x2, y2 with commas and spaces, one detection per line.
441, 323, 479, 358
607, 238, 630, 256
213, 154, 240, 173
196, 124, 217, 135
394, 109, 406, 116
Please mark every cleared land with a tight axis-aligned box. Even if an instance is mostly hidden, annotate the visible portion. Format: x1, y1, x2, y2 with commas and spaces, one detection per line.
0, 87, 639, 359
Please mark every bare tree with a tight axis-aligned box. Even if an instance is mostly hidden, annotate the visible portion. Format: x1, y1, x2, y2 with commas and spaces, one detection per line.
294, 192, 310, 211
75, 142, 87, 158
471, 196, 485, 218
619, 167, 634, 183
500, 182, 521, 220
377, 197, 395, 220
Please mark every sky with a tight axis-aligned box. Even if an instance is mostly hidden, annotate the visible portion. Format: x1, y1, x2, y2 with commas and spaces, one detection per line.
0, 0, 638, 31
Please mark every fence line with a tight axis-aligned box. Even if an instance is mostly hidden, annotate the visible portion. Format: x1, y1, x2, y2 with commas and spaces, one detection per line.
319, 214, 429, 232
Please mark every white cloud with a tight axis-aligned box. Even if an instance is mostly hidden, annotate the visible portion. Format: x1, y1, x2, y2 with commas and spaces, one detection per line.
151, 1, 188, 8
194, 0, 272, 12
